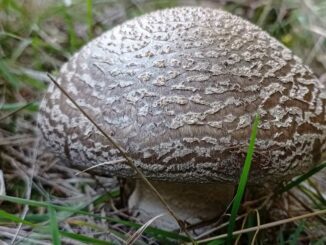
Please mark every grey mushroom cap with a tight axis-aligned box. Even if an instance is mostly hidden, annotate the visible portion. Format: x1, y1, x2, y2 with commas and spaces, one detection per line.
38, 7, 326, 184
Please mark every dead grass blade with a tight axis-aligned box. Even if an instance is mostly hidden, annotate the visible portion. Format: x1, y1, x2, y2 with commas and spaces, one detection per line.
75, 159, 127, 176
126, 214, 165, 245
251, 209, 260, 245
234, 213, 248, 245
0, 170, 6, 197
193, 209, 326, 244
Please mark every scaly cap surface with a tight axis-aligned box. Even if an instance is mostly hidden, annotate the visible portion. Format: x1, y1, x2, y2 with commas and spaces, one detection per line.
38, 7, 326, 183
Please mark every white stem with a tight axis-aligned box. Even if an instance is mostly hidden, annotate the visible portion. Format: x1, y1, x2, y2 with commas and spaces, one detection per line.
129, 180, 234, 230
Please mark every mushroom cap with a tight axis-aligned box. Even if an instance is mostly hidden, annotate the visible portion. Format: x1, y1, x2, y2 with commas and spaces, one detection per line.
38, 7, 326, 184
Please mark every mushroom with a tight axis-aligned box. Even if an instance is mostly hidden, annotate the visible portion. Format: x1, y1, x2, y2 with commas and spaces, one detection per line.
38, 7, 326, 229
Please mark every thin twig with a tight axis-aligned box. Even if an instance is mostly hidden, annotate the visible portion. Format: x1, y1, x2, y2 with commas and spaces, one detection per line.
46, 74, 191, 238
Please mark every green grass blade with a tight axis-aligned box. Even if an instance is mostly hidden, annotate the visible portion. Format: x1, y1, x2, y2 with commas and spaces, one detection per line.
288, 222, 305, 245
0, 102, 33, 121
207, 239, 225, 245
297, 185, 325, 208
0, 195, 189, 242
0, 210, 35, 227
87, 0, 93, 39
226, 114, 260, 245
0, 60, 20, 89
0, 195, 120, 222
278, 162, 326, 194
25, 192, 118, 224
60, 231, 113, 245
0, 102, 39, 111
63, 8, 79, 52
277, 229, 285, 245
21, 75, 47, 90
246, 211, 256, 243
24, 214, 52, 223
93, 191, 120, 206
48, 205, 61, 245
313, 238, 326, 245
10, 38, 32, 61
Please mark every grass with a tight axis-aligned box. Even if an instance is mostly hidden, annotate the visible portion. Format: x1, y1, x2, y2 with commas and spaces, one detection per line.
288, 221, 305, 245
87, 0, 94, 39
192, 209, 326, 244
0, 194, 190, 243
0, 0, 325, 244
278, 162, 326, 194
226, 114, 260, 244
48, 205, 61, 245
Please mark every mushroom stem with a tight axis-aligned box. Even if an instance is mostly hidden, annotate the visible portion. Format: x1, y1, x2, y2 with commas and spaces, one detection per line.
128, 180, 234, 229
